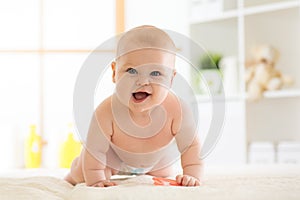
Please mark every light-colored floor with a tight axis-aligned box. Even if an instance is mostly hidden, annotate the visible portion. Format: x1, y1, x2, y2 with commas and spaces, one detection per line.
1, 164, 300, 200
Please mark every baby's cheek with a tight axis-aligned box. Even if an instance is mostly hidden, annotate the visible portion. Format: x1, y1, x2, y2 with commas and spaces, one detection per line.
153, 83, 170, 94
115, 76, 136, 104
151, 76, 172, 88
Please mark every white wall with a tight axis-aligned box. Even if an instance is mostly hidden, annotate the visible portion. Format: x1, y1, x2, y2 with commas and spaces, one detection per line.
125, 0, 191, 85
0, 0, 192, 169
125, 0, 189, 34
0, 0, 116, 169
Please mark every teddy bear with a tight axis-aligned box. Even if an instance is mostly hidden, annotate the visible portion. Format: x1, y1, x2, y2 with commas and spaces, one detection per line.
245, 45, 294, 101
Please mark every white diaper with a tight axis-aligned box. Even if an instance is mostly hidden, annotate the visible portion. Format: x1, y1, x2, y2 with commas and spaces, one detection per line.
119, 162, 153, 175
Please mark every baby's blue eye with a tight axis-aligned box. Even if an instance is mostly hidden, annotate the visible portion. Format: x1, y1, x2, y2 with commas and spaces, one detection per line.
126, 68, 138, 74
150, 71, 161, 76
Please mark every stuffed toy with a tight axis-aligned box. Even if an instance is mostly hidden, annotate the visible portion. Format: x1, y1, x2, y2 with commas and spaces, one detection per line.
245, 45, 294, 101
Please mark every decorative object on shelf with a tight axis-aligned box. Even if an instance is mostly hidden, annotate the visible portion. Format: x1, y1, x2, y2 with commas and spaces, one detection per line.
278, 142, 300, 164
193, 52, 223, 95
219, 56, 238, 96
245, 44, 294, 101
248, 142, 275, 164
190, 0, 223, 20
199, 52, 222, 94
200, 52, 222, 70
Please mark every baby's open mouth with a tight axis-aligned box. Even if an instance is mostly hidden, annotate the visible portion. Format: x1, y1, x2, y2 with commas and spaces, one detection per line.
132, 92, 150, 103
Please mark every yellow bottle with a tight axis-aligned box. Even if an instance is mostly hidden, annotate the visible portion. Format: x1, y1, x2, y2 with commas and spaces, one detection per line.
24, 125, 42, 168
59, 123, 82, 168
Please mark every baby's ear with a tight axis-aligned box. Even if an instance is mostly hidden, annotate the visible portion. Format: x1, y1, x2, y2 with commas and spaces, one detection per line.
111, 61, 116, 83
170, 69, 177, 85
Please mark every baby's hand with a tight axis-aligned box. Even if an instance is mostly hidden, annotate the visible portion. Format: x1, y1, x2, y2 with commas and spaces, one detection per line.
91, 180, 117, 187
176, 175, 201, 187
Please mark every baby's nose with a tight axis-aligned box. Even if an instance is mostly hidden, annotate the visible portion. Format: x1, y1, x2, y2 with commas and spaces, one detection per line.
136, 75, 150, 86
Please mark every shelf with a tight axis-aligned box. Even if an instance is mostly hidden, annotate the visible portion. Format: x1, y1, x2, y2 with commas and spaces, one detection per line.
189, 0, 300, 165
245, 89, 300, 100
263, 89, 300, 98
196, 94, 245, 103
190, 9, 238, 24
190, 1, 299, 24
244, 0, 300, 16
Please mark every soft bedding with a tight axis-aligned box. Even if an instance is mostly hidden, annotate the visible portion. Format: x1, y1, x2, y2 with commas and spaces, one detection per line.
0, 165, 300, 200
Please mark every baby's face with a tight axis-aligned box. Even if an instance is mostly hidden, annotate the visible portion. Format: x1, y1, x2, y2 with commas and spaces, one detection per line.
112, 49, 176, 112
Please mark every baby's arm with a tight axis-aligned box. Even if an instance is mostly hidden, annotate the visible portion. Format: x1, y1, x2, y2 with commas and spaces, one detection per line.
82, 148, 111, 186
173, 99, 203, 186
177, 137, 203, 186
83, 100, 114, 186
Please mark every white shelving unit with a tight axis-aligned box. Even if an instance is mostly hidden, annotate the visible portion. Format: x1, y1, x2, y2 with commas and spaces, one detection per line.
189, 0, 300, 164
263, 89, 300, 98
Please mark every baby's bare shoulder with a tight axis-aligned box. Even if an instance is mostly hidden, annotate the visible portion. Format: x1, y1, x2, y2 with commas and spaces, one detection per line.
163, 93, 182, 134
91, 96, 114, 136
95, 96, 113, 113
94, 96, 114, 124
163, 92, 181, 113
164, 93, 191, 115
165, 93, 195, 135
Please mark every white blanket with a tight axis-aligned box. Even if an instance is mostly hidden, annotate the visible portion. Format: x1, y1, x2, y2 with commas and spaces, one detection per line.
1, 165, 300, 200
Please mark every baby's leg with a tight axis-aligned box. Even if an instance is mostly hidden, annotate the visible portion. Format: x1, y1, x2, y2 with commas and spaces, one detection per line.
64, 155, 84, 185
65, 147, 121, 185
65, 165, 118, 185
64, 172, 78, 185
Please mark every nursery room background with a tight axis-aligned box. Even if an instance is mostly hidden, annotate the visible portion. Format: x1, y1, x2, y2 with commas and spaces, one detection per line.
0, 0, 299, 172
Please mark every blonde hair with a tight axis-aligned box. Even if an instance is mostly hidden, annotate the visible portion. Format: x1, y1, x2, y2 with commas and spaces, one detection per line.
116, 25, 176, 59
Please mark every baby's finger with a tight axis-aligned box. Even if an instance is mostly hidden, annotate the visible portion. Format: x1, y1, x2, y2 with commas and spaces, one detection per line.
93, 182, 105, 187
182, 175, 190, 186
195, 179, 201, 186
104, 181, 117, 187
187, 178, 196, 187
176, 175, 183, 185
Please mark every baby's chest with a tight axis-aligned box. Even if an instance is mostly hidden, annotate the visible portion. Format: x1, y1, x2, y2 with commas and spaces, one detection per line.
111, 121, 174, 153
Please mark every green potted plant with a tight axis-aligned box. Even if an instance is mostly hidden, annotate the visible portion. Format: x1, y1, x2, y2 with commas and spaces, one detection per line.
200, 52, 222, 70
192, 52, 223, 94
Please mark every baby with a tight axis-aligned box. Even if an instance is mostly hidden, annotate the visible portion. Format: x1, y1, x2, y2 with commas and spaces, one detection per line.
65, 25, 203, 187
